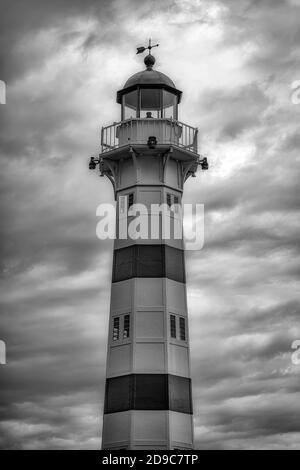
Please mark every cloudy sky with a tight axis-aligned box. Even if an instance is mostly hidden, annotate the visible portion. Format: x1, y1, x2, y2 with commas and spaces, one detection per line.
0, 0, 300, 450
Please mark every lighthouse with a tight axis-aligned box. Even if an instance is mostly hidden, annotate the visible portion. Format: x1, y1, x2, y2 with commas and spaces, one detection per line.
89, 42, 208, 450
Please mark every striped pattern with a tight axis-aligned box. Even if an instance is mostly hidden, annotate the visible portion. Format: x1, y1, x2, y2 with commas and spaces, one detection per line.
104, 374, 192, 414
112, 244, 186, 283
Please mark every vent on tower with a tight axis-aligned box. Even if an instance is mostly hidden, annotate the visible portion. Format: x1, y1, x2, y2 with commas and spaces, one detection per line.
113, 317, 120, 341
123, 314, 130, 339
170, 315, 176, 339
179, 317, 186, 341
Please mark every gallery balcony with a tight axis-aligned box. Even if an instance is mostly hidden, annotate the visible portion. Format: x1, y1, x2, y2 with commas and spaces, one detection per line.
100, 118, 198, 157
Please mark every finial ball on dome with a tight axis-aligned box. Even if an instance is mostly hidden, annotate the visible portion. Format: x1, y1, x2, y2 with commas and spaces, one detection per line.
144, 54, 155, 69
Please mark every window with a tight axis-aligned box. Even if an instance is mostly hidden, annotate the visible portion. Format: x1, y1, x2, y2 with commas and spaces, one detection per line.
140, 88, 162, 118
119, 195, 127, 214
162, 90, 177, 119
170, 315, 176, 339
167, 193, 180, 210
112, 315, 130, 342
123, 90, 138, 119
128, 193, 134, 209
123, 314, 130, 339
179, 317, 186, 341
112, 317, 120, 341
170, 315, 186, 341
118, 193, 134, 213
174, 195, 179, 214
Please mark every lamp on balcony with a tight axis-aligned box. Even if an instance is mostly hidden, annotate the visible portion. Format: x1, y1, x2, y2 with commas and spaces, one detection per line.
199, 157, 209, 171
147, 136, 157, 149
89, 157, 97, 170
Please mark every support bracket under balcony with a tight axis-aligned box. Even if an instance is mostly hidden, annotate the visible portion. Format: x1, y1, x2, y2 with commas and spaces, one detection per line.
162, 147, 173, 184
100, 158, 117, 199
129, 146, 141, 184
182, 160, 197, 184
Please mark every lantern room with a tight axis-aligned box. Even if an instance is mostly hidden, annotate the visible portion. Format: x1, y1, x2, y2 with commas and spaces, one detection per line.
117, 54, 182, 120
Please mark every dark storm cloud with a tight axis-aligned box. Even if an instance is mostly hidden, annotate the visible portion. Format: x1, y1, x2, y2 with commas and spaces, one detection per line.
0, 0, 111, 80
0, 0, 299, 450
0, 0, 171, 80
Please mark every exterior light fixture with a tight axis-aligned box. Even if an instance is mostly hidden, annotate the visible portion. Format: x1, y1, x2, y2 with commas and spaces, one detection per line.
199, 157, 209, 170
89, 156, 100, 170
147, 136, 157, 149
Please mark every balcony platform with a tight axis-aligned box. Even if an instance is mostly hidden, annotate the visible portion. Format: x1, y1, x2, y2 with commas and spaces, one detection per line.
100, 118, 199, 161
101, 143, 199, 163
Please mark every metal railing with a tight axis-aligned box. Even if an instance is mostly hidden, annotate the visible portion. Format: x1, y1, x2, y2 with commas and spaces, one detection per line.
101, 118, 198, 154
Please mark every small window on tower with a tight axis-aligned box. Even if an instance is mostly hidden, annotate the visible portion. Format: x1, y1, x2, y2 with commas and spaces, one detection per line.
170, 315, 176, 339
119, 195, 126, 214
112, 317, 120, 341
128, 193, 134, 209
123, 314, 130, 339
179, 317, 186, 341
174, 195, 179, 213
167, 193, 172, 208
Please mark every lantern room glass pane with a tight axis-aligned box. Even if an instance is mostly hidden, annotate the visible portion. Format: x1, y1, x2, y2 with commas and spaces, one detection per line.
141, 88, 161, 109
123, 90, 138, 119
140, 88, 161, 118
163, 90, 177, 119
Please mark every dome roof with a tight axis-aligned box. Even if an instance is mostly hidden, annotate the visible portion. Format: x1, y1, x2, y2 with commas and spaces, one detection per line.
123, 68, 176, 89
116, 53, 182, 104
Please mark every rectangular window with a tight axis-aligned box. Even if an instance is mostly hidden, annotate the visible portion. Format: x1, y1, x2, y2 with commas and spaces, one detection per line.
113, 317, 120, 341
163, 90, 177, 119
170, 315, 176, 339
174, 195, 179, 214
119, 195, 126, 214
123, 314, 130, 339
128, 193, 134, 209
123, 90, 138, 120
167, 193, 172, 208
179, 317, 186, 341
140, 88, 162, 118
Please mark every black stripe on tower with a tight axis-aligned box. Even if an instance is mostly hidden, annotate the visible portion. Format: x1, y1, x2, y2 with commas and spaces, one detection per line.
112, 245, 186, 284
104, 374, 193, 415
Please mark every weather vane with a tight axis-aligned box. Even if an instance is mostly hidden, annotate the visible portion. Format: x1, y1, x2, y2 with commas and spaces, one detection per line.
136, 38, 159, 55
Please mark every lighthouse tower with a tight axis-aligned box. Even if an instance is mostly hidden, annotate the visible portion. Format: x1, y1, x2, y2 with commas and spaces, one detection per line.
89, 43, 207, 450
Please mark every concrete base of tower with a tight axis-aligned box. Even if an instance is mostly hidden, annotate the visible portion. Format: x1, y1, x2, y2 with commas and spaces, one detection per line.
102, 410, 194, 450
